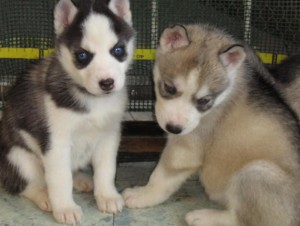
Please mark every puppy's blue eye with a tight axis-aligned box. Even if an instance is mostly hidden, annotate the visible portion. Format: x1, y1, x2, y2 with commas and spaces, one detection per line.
111, 45, 126, 61
78, 52, 88, 61
113, 47, 124, 56
75, 50, 93, 67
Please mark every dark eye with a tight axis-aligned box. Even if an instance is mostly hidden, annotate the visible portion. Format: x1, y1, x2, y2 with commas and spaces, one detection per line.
75, 50, 93, 67
111, 45, 126, 61
164, 82, 177, 95
196, 95, 213, 111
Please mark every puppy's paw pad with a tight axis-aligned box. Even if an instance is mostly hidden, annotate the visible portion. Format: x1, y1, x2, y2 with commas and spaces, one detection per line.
96, 193, 124, 213
53, 204, 82, 225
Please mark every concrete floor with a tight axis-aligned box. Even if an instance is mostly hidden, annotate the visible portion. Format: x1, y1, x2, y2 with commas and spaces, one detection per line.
0, 162, 217, 226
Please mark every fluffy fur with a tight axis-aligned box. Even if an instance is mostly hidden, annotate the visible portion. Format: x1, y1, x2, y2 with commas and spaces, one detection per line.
123, 24, 300, 226
269, 54, 300, 119
0, 0, 135, 224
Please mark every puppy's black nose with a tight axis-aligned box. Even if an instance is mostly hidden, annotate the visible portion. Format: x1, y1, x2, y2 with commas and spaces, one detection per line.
99, 78, 114, 91
166, 124, 182, 134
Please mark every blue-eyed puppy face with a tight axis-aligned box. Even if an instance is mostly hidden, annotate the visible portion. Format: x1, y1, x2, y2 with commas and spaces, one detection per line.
54, 0, 135, 96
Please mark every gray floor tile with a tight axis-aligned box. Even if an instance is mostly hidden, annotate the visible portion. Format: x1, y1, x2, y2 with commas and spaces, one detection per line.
0, 162, 217, 226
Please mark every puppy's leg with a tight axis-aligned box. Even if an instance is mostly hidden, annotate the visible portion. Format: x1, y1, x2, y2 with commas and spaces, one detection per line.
123, 142, 200, 208
92, 125, 124, 213
186, 160, 300, 226
73, 171, 94, 193
43, 136, 82, 225
186, 209, 237, 226
8, 146, 51, 212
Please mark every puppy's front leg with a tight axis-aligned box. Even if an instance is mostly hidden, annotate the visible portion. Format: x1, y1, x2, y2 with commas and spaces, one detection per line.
92, 127, 124, 213
43, 137, 81, 225
123, 138, 201, 209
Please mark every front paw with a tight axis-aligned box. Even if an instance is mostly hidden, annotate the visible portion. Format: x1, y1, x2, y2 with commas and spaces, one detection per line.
122, 186, 157, 209
53, 203, 82, 225
95, 192, 124, 213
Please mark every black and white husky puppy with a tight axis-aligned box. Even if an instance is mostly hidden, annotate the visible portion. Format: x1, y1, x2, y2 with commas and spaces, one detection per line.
0, 0, 135, 224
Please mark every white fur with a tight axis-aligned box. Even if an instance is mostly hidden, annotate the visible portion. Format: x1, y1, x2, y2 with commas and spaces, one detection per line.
19, 130, 42, 154
154, 69, 203, 135
40, 86, 127, 217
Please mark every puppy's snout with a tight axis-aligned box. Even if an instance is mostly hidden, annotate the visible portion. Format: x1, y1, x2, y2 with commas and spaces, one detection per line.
166, 124, 182, 134
99, 78, 114, 91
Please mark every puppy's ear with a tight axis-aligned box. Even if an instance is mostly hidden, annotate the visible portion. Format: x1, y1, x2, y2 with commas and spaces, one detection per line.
159, 25, 190, 53
108, 0, 132, 25
219, 44, 246, 73
54, 0, 78, 36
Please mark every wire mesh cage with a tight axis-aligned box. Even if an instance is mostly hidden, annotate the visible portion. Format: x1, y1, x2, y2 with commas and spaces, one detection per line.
0, 0, 299, 111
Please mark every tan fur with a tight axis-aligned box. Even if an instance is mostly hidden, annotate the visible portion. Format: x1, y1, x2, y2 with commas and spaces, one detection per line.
123, 24, 300, 226
201, 95, 299, 199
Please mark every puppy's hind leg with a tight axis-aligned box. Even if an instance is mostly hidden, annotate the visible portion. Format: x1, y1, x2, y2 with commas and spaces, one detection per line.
8, 147, 51, 212
186, 160, 300, 226
186, 209, 237, 226
228, 160, 300, 226
73, 170, 94, 193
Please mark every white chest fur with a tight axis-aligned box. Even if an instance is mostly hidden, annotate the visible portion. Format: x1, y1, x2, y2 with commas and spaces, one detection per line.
45, 89, 127, 171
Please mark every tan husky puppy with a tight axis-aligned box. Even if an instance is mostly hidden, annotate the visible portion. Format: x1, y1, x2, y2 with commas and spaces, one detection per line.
123, 24, 300, 226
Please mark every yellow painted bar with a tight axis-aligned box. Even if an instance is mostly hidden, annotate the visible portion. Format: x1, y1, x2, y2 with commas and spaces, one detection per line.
134, 49, 156, 60
0, 48, 39, 59
42, 49, 54, 57
257, 52, 287, 64
0, 47, 288, 64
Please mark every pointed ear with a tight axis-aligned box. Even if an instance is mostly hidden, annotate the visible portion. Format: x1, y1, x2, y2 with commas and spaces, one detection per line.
219, 44, 246, 72
108, 0, 132, 25
159, 25, 190, 53
54, 0, 78, 36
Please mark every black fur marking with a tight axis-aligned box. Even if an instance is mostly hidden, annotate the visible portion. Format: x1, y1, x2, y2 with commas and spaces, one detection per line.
1, 67, 50, 153
0, 61, 51, 194
0, 148, 28, 194
45, 58, 88, 112
268, 54, 300, 84
74, 49, 94, 69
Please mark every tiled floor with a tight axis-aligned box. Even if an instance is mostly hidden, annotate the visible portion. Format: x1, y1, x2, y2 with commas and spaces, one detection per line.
0, 162, 218, 226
